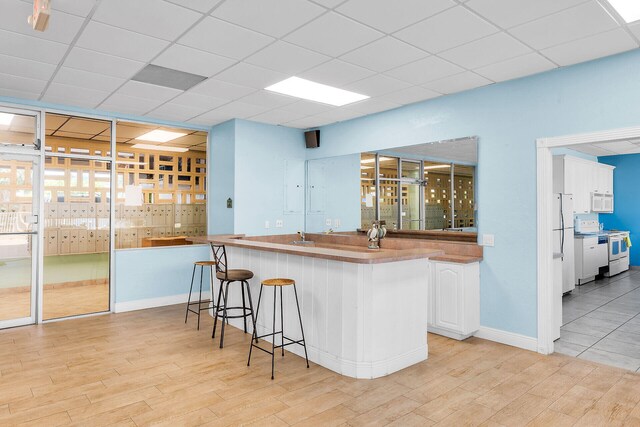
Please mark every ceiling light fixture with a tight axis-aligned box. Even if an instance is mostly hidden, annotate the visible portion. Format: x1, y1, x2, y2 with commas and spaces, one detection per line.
606, 0, 640, 22
424, 164, 451, 170
0, 113, 15, 125
131, 143, 189, 153
135, 129, 187, 142
265, 77, 369, 106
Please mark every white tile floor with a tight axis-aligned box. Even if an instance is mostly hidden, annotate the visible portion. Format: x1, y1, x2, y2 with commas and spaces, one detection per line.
555, 268, 640, 372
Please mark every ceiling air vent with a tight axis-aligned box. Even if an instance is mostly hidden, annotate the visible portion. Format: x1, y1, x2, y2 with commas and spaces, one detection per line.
131, 64, 207, 91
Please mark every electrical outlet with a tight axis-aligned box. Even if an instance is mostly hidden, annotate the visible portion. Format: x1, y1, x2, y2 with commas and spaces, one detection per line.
325, 219, 332, 226
334, 219, 341, 227
275, 219, 283, 228
264, 220, 270, 229
482, 234, 495, 247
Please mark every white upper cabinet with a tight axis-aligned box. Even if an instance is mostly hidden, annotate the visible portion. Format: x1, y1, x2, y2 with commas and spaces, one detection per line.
553, 155, 614, 214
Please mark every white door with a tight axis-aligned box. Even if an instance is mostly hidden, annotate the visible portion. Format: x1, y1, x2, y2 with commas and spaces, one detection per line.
0, 108, 41, 328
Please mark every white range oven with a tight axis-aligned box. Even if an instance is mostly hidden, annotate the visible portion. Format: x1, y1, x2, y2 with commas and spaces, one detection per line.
605, 231, 630, 277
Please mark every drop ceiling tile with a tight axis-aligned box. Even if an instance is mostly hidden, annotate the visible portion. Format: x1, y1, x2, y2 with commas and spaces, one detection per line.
164, 0, 223, 13
213, 63, 287, 89
423, 71, 492, 94
279, 100, 334, 116
336, 0, 455, 33
52, 67, 126, 93
63, 48, 145, 79
153, 44, 236, 78
100, 93, 165, 116
212, 0, 325, 38
594, 140, 638, 153
146, 103, 209, 122
93, 0, 202, 41
0, 88, 41, 100
309, 0, 346, 9
249, 108, 310, 125
0, 29, 68, 65
572, 144, 616, 156
395, 6, 497, 53
207, 101, 272, 119
630, 22, 640, 39
299, 59, 375, 86
34, 0, 99, 17
1, 1, 85, 44
378, 86, 441, 105
283, 116, 324, 129
59, 117, 110, 134
439, 32, 531, 70
0, 72, 47, 94
340, 37, 427, 72
170, 91, 229, 110
466, 0, 589, 29
0, 53, 57, 81
179, 17, 274, 60
346, 98, 401, 115
509, 1, 619, 50
76, 22, 170, 62
42, 83, 111, 108
385, 56, 463, 85
238, 91, 299, 108
117, 81, 183, 102
541, 28, 637, 67
346, 74, 411, 97
189, 78, 256, 99
311, 108, 364, 124
474, 52, 556, 82
245, 41, 330, 74
285, 12, 384, 57
188, 110, 233, 126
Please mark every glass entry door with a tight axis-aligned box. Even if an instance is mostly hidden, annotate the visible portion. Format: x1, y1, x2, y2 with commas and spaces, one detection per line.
0, 152, 39, 328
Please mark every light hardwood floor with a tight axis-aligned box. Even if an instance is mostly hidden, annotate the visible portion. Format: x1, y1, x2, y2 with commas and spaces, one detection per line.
0, 283, 109, 321
0, 304, 639, 426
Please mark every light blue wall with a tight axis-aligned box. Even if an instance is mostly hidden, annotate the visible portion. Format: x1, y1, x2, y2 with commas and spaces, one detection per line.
305, 49, 640, 338
233, 119, 306, 236
599, 154, 640, 266
114, 245, 211, 302
209, 120, 236, 234
306, 154, 361, 233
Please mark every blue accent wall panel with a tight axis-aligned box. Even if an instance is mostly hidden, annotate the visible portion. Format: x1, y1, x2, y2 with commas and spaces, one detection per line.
209, 120, 236, 234
599, 154, 640, 266
114, 245, 211, 303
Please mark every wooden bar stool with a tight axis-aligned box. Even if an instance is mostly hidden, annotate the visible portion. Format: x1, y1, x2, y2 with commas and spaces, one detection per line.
210, 244, 257, 348
247, 278, 309, 380
185, 260, 217, 331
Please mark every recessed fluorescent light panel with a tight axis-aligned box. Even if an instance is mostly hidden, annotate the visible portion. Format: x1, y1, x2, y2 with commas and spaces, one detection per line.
131, 143, 189, 153
265, 77, 369, 106
607, 0, 640, 22
0, 113, 15, 125
135, 129, 187, 143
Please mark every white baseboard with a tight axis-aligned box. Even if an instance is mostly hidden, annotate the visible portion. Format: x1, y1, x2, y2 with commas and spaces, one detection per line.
474, 326, 538, 352
114, 292, 211, 313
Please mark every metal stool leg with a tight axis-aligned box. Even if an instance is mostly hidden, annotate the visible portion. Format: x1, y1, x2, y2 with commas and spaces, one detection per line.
248, 284, 264, 366
185, 264, 197, 324
244, 281, 258, 343
197, 265, 204, 330
219, 281, 231, 348
241, 281, 248, 333
280, 286, 284, 357
293, 283, 309, 368
212, 280, 224, 339
271, 285, 277, 380
209, 265, 216, 315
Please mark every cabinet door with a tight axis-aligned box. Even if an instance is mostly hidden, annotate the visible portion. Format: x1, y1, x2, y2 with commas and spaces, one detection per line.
603, 166, 614, 195
583, 244, 600, 277
433, 263, 464, 332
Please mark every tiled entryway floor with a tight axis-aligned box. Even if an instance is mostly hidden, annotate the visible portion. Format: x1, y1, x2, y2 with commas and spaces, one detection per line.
555, 268, 640, 371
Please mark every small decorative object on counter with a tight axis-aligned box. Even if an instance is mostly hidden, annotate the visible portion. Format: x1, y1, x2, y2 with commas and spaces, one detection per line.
367, 221, 387, 249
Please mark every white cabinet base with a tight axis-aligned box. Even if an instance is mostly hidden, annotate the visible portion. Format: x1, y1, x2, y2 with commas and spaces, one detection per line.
428, 261, 480, 341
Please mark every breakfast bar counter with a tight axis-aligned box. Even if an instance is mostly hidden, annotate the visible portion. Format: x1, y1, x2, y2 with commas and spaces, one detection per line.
190, 233, 448, 379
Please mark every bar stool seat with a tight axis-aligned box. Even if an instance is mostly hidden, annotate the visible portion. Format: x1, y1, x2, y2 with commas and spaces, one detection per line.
248, 277, 309, 379
216, 269, 254, 281
185, 260, 217, 331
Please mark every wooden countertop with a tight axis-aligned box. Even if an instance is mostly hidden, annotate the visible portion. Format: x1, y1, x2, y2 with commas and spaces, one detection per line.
430, 254, 483, 264
189, 234, 444, 264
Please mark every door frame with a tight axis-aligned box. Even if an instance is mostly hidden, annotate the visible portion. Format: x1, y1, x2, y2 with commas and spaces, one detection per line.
536, 124, 640, 354
0, 106, 42, 328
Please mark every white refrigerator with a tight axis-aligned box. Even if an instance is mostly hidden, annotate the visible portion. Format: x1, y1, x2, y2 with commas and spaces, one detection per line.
553, 193, 575, 294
